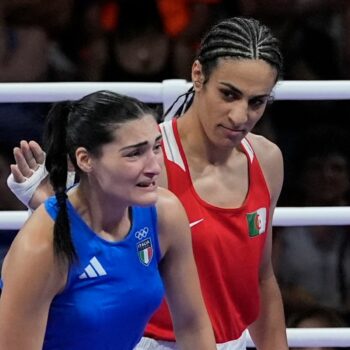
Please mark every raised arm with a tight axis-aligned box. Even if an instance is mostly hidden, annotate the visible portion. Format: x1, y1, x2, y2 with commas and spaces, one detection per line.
156, 188, 216, 350
0, 204, 65, 350
7, 140, 53, 209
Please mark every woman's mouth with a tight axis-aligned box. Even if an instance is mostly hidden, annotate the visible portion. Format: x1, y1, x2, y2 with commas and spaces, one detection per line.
137, 181, 156, 188
219, 124, 245, 137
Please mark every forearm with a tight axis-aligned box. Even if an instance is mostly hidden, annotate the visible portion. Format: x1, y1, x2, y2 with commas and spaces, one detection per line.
28, 177, 53, 210
175, 323, 216, 350
248, 274, 288, 350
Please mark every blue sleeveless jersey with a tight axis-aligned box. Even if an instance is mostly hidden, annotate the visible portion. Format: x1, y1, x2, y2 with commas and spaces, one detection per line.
42, 197, 164, 350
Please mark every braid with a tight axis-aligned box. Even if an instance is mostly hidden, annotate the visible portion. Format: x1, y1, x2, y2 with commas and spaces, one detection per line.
197, 17, 283, 80
162, 87, 194, 121
44, 101, 77, 265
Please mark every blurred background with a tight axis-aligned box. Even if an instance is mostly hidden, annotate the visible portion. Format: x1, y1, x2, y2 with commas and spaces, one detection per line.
1, 0, 350, 341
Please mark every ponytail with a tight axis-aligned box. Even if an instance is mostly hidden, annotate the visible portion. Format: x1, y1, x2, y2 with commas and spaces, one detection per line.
162, 87, 194, 122
44, 101, 77, 265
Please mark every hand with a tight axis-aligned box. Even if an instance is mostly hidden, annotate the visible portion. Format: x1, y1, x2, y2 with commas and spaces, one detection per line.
11, 140, 45, 183
7, 140, 53, 210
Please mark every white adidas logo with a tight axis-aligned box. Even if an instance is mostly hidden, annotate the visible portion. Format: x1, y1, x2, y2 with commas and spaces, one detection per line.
79, 257, 107, 279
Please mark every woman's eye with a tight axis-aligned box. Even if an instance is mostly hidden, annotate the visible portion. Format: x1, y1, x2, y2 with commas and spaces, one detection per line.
221, 90, 236, 100
153, 143, 162, 152
250, 98, 266, 108
126, 150, 141, 157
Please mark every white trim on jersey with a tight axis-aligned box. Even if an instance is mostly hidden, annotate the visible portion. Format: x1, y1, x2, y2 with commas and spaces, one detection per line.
160, 121, 186, 171
241, 139, 254, 163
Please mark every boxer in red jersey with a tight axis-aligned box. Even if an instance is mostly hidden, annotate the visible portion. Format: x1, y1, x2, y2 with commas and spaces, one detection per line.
7, 16, 288, 350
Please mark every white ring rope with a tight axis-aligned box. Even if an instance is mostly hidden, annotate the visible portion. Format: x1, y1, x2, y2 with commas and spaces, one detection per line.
1, 80, 350, 347
1, 207, 350, 230
1, 80, 350, 108
273, 206, 350, 226
0, 82, 165, 103
246, 328, 350, 348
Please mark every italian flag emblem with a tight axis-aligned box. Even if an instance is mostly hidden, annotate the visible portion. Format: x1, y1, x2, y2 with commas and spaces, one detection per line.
246, 208, 267, 237
137, 238, 153, 266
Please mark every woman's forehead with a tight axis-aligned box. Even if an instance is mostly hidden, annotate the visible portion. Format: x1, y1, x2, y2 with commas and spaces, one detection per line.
207, 59, 278, 94
113, 115, 159, 141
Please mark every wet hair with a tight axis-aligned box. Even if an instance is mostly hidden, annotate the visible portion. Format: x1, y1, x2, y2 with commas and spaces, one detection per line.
164, 16, 283, 119
43, 90, 157, 265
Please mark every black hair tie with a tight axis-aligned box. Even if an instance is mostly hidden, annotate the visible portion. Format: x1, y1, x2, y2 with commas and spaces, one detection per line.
56, 191, 67, 206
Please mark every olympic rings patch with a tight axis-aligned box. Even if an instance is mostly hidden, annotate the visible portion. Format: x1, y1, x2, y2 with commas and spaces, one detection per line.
135, 227, 149, 240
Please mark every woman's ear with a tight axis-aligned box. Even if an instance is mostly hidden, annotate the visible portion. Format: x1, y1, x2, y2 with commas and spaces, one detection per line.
191, 60, 204, 91
75, 147, 92, 173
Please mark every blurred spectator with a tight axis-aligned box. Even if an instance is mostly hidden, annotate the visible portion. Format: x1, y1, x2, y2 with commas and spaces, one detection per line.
340, 1, 350, 78
287, 304, 349, 350
0, 1, 52, 153
236, 0, 346, 80
157, 0, 221, 79
59, 0, 107, 81
103, 0, 173, 82
274, 126, 350, 312
99, 0, 220, 81
0, 1, 50, 82
1, 0, 76, 81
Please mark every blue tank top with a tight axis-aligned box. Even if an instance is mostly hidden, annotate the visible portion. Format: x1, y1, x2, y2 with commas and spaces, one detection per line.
42, 196, 164, 350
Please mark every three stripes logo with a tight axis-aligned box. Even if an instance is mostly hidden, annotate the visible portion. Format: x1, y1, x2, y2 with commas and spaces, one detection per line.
79, 256, 107, 279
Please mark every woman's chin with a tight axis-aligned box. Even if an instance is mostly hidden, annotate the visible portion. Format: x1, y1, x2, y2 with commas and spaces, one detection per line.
133, 191, 159, 207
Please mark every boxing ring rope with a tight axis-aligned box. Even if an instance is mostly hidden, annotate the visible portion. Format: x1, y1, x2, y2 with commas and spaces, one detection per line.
2, 206, 350, 230
1, 80, 350, 113
1, 80, 350, 348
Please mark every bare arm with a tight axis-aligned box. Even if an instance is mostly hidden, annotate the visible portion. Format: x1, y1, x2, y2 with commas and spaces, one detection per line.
247, 135, 288, 350
156, 188, 216, 350
0, 205, 65, 349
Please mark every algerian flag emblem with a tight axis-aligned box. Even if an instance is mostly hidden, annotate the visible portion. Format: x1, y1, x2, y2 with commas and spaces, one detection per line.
137, 238, 153, 266
246, 208, 267, 237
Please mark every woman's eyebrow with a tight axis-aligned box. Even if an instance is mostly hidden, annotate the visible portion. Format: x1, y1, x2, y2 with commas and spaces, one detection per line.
120, 134, 162, 151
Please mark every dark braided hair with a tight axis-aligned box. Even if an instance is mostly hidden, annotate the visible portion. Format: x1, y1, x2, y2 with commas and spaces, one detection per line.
44, 91, 157, 265
164, 17, 283, 119
197, 16, 283, 82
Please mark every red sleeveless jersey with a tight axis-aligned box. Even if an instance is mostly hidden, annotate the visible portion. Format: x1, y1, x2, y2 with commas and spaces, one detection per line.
145, 119, 270, 343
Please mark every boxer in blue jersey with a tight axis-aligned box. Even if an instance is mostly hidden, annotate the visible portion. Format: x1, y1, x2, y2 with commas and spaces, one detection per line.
0, 91, 216, 350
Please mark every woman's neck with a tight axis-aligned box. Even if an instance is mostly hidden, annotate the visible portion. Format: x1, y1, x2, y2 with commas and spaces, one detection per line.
177, 110, 239, 166
68, 183, 131, 241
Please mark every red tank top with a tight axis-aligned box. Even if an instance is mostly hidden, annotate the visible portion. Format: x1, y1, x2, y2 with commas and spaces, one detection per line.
145, 119, 270, 343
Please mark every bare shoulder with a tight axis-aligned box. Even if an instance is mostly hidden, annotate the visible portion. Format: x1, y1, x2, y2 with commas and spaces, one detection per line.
155, 187, 189, 227
246, 133, 284, 203
9, 204, 54, 256
155, 187, 191, 255
156, 187, 185, 214
2, 204, 64, 293
246, 133, 283, 164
